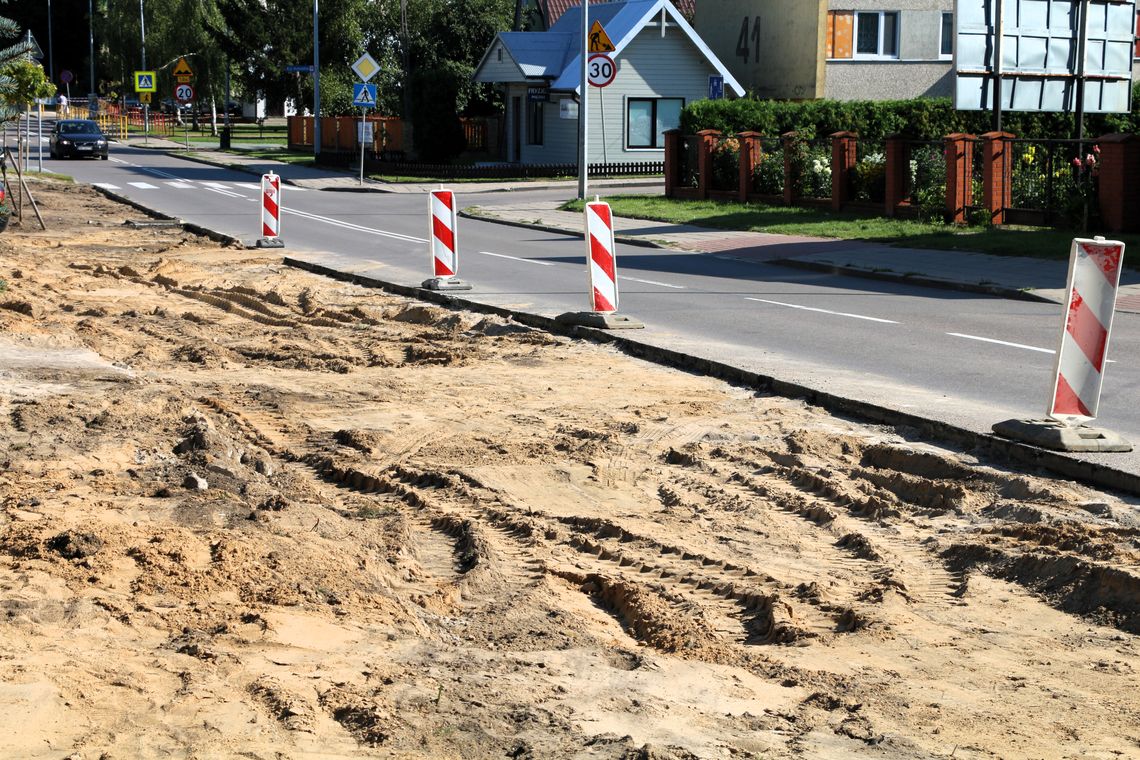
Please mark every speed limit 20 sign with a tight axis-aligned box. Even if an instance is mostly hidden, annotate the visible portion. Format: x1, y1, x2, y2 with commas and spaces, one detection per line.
587, 54, 616, 87
175, 83, 195, 103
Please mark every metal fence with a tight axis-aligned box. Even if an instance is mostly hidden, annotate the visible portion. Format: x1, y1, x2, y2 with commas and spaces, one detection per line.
903, 140, 947, 212
749, 137, 785, 196
1007, 138, 1095, 226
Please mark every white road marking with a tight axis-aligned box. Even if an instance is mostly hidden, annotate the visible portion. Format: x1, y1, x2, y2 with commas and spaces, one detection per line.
93, 182, 120, 190
477, 251, 553, 266
946, 332, 1117, 363
127, 182, 159, 189
745, 297, 898, 324
283, 207, 427, 243
200, 182, 232, 189
619, 276, 685, 289
234, 183, 261, 190
108, 157, 130, 165
203, 185, 244, 198
947, 332, 1054, 354
166, 182, 194, 189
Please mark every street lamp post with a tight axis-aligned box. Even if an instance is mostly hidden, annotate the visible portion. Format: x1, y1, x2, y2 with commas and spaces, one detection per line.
313, 0, 321, 156
47, 0, 54, 82
139, 0, 149, 133
88, 0, 96, 116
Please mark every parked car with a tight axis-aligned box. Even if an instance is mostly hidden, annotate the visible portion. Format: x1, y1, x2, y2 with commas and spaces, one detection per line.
49, 120, 109, 160
159, 98, 190, 115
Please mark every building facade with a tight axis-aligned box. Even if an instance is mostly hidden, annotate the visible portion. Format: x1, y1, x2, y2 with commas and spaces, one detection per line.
696, 0, 953, 101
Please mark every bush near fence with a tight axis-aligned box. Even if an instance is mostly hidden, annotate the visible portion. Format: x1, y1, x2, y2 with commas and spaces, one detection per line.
680, 87, 1140, 145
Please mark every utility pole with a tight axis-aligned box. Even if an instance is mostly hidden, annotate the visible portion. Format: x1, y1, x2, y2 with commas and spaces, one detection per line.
313, 0, 321, 156
88, 0, 96, 116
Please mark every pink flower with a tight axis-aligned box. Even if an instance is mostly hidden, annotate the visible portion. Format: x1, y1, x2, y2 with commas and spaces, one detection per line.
1086, 154, 1096, 166
1093, 144, 1101, 155
1072, 156, 1083, 168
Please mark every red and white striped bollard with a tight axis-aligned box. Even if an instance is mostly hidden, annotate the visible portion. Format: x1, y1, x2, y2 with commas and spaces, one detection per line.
993, 236, 1131, 452
256, 171, 284, 248
1048, 237, 1126, 421
556, 197, 643, 329
422, 187, 472, 291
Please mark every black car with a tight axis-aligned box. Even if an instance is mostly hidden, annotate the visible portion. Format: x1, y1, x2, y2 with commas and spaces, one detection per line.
49, 120, 109, 160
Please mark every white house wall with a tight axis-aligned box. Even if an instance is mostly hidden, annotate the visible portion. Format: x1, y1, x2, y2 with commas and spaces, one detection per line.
476, 41, 526, 83
529, 23, 717, 165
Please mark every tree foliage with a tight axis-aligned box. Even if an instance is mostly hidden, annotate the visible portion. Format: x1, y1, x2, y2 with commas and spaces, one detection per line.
0, 9, 35, 123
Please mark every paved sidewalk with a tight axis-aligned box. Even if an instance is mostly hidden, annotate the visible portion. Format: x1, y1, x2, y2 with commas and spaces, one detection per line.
127, 134, 1140, 311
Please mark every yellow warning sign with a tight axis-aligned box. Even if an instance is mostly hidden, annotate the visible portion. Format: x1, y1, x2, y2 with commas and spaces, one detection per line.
139, 92, 152, 104
588, 21, 616, 53
173, 57, 194, 76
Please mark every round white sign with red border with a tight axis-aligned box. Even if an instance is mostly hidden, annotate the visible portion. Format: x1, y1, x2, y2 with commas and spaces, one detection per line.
587, 54, 616, 87
175, 83, 194, 103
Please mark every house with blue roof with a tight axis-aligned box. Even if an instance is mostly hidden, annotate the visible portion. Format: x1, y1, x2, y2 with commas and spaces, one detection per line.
472, 0, 743, 166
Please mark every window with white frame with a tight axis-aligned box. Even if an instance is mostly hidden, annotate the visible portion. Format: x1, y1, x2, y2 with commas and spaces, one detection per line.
626, 97, 683, 149
854, 11, 899, 58
941, 12, 953, 59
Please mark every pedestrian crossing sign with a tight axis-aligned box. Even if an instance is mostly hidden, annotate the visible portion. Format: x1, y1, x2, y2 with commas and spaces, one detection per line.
134, 71, 157, 92
352, 82, 377, 108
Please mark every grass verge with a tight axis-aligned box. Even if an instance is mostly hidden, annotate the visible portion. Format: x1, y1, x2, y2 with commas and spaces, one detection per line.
564, 195, 1140, 262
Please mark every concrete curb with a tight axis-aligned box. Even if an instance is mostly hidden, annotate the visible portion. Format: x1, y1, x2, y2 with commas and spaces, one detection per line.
91, 185, 245, 248
283, 254, 1140, 497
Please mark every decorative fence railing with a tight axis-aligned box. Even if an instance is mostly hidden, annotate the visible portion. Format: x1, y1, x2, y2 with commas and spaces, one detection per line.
312, 154, 663, 180
664, 129, 1140, 232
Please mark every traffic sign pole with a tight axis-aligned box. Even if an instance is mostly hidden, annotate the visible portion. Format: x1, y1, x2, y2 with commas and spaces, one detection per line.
578, 6, 588, 200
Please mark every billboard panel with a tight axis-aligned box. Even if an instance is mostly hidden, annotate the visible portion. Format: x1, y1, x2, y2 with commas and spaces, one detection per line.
955, 0, 1135, 113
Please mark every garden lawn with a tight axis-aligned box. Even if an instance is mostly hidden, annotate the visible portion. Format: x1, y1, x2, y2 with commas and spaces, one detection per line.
567, 195, 1140, 263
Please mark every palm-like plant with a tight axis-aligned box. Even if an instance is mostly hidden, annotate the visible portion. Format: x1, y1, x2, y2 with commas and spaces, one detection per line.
0, 12, 34, 124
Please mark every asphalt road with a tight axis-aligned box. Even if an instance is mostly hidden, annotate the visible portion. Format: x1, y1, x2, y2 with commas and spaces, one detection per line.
27, 141, 1140, 482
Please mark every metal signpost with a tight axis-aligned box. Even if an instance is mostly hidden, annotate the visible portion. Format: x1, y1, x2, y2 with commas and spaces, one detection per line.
352, 82, 377, 184
579, 19, 617, 200
351, 53, 380, 185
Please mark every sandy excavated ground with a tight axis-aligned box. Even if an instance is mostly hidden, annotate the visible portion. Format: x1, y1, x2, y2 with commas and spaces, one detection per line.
0, 181, 1138, 760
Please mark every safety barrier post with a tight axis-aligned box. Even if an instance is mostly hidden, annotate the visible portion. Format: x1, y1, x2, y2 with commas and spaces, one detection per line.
993, 237, 1131, 451
256, 171, 285, 248
555, 197, 643, 329
422, 187, 472, 291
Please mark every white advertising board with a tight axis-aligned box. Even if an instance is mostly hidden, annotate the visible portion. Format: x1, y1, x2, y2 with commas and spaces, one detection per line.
955, 0, 1136, 113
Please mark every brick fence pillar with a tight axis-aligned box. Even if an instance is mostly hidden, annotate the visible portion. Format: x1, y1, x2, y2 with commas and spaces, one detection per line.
781, 131, 798, 206
737, 131, 763, 203
884, 135, 908, 217
1095, 133, 1140, 233
981, 131, 1014, 225
664, 129, 681, 198
944, 133, 975, 224
696, 129, 720, 201
831, 131, 858, 212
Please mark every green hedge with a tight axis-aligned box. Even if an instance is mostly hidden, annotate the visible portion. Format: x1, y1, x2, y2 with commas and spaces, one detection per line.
680, 86, 1140, 144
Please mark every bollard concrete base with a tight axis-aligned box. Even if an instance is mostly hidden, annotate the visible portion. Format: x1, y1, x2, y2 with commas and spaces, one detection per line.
555, 312, 645, 330
256, 237, 285, 249
421, 277, 473, 291
992, 418, 1133, 452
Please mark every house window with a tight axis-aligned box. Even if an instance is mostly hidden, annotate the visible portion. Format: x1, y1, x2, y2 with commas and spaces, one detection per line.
527, 100, 544, 145
941, 12, 953, 59
626, 98, 683, 149
854, 11, 899, 58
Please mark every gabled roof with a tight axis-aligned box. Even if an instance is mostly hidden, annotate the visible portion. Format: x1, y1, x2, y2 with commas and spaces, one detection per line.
536, 0, 694, 28
473, 0, 744, 97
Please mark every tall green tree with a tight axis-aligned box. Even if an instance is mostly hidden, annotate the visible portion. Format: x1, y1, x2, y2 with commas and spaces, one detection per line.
0, 6, 35, 123
208, 0, 369, 116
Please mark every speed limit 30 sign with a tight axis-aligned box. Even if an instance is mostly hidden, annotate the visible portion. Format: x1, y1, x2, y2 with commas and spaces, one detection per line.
175, 83, 195, 103
587, 54, 616, 87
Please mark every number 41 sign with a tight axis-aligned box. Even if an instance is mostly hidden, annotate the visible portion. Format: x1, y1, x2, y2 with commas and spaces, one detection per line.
587, 54, 616, 87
